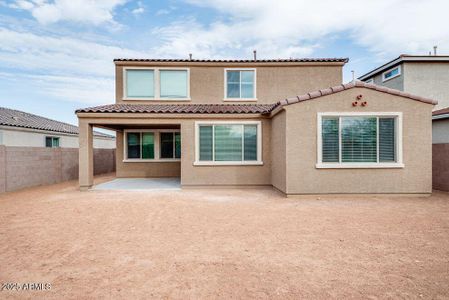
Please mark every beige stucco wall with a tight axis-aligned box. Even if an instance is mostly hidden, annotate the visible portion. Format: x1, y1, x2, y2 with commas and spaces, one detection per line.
0, 127, 115, 149
404, 62, 449, 110
115, 131, 180, 178
432, 119, 449, 144
180, 118, 271, 187
270, 111, 287, 192
283, 87, 433, 194
115, 63, 343, 105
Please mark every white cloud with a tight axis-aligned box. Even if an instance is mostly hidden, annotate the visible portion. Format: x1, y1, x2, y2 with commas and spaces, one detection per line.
0, 28, 148, 104
154, 0, 449, 59
9, 0, 128, 25
0, 28, 147, 77
132, 1, 144, 15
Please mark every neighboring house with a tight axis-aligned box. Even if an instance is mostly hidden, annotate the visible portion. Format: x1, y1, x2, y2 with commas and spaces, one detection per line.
0, 107, 115, 149
432, 107, 449, 191
358, 54, 449, 110
76, 58, 436, 195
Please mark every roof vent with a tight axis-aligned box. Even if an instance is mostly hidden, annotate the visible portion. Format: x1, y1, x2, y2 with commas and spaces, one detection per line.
434, 45, 438, 56
11, 116, 18, 121
189, 53, 192, 60
253, 50, 257, 61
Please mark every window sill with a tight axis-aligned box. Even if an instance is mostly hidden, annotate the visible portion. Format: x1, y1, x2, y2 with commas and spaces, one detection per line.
123, 159, 181, 163
316, 163, 404, 169
122, 98, 191, 101
194, 161, 263, 166
223, 98, 258, 102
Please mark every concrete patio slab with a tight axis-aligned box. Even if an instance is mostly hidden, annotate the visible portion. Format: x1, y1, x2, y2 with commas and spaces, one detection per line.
93, 177, 181, 191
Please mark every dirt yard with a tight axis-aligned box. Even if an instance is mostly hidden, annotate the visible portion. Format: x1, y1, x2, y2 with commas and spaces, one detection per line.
1, 175, 449, 299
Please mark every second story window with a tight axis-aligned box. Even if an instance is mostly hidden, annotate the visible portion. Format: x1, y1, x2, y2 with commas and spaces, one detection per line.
124, 68, 189, 100
160, 70, 188, 99
382, 66, 401, 82
225, 69, 256, 100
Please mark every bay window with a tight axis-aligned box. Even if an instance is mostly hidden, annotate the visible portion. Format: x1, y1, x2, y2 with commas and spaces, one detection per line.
124, 130, 180, 161
195, 121, 262, 165
124, 68, 189, 100
317, 113, 403, 168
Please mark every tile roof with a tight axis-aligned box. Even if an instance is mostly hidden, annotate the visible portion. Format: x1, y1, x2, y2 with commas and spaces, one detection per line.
76, 82, 436, 117
432, 107, 449, 119
276, 81, 438, 109
0, 107, 113, 138
114, 58, 349, 63
76, 103, 277, 114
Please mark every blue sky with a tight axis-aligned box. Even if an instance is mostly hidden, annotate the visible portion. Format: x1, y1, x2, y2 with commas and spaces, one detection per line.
0, 0, 448, 126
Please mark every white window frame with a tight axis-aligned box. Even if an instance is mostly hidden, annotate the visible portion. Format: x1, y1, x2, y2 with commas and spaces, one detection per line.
123, 129, 181, 162
223, 68, 257, 101
194, 121, 263, 166
382, 65, 401, 82
45, 136, 60, 148
316, 112, 403, 169
123, 67, 190, 101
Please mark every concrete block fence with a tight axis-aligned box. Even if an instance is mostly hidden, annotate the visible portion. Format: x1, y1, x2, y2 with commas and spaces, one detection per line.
0, 145, 115, 193
433, 143, 449, 192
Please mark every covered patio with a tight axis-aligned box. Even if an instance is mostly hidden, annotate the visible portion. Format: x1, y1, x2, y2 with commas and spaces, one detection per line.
93, 177, 181, 191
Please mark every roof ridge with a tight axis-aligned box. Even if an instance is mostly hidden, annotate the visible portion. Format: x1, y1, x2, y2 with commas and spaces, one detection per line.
114, 58, 349, 63
277, 81, 437, 107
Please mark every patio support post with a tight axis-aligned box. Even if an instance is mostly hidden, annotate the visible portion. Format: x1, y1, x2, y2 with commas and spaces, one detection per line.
79, 119, 94, 190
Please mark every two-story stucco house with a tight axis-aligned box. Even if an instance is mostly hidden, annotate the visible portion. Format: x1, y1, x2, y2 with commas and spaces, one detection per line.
76, 58, 436, 195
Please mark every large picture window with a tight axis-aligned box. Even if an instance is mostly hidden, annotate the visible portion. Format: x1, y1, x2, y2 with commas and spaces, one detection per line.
225, 69, 256, 100
124, 130, 180, 161
195, 122, 262, 165
318, 113, 403, 168
124, 68, 189, 100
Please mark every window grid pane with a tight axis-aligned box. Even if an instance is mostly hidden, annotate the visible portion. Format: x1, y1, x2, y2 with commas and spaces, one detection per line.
52, 138, 59, 148
322, 118, 339, 162
379, 118, 396, 162
45, 137, 52, 148
126, 70, 154, 98
127, 132, 141, 159
341, 117, 377, 163
243, 125, 257, 161
160, 70, 188, 98
199, 126, 213, 161
214, 125, 243, 161
142, 133, 154, 159
160, 132, 174, 158
175, 132, 181, 159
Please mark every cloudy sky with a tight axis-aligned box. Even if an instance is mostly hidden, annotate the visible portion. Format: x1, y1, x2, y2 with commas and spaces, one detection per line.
0, 0, 447, 125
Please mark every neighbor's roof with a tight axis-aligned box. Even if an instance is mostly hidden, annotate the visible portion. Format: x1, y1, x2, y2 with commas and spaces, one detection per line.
0, 107, 114, 138
359, 55, 449, 81
432, 107, 449, 120
114, 58, 349, 63
76, 103, 277, 115
275, 81, 438, 110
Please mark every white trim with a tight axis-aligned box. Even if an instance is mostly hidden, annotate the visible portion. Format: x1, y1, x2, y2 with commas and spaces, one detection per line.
194, 120, 263, 166
316, 112, 403, 169
223, 68, 257, 101
123, 129, 180, 162
382, 65, 401, 82
123, 67, 190, 101
316, 163, 404, 169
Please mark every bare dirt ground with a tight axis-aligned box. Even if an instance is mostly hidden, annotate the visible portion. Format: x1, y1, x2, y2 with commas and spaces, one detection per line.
1, 174, 449, 299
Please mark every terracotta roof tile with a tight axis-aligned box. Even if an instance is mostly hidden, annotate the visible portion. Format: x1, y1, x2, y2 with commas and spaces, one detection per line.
276, 81, 437, 109
114, 58, 349, 63
433, 107, 449, 116
76, 103, 277, 115
0, 107, 113, 138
